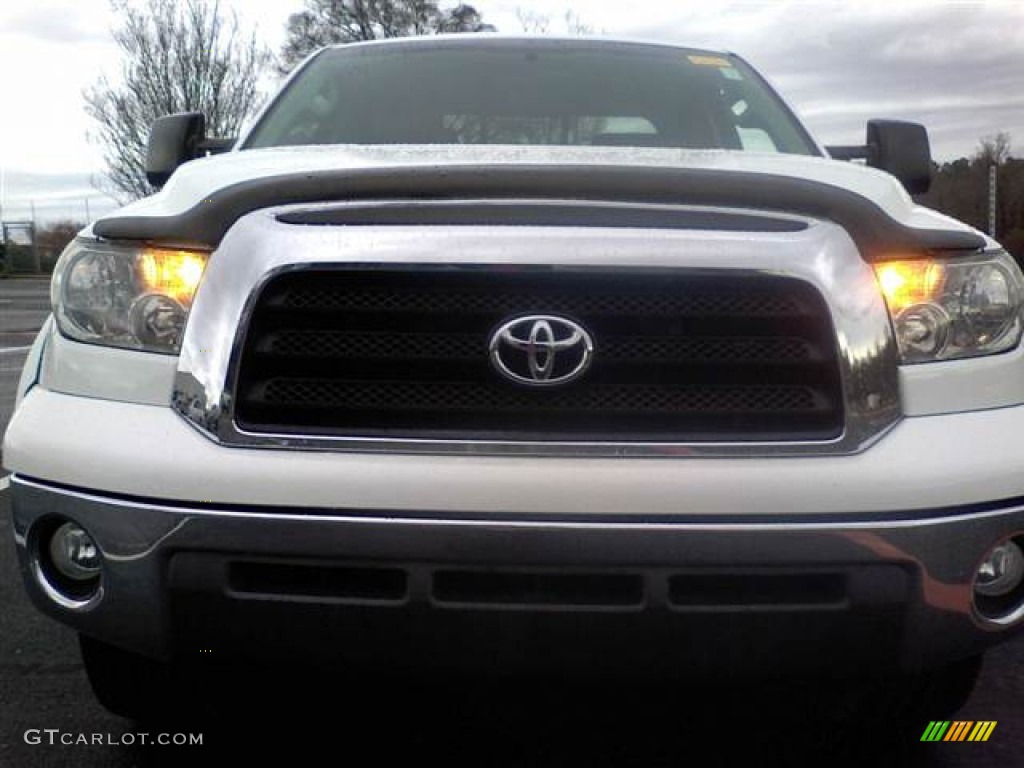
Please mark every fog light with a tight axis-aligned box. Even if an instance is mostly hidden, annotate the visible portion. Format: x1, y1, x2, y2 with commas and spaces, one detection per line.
975, 540, 1024, 598
48, 522, 102, 582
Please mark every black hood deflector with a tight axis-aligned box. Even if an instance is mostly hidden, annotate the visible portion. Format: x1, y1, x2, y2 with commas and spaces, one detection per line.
93, 165, 986, 259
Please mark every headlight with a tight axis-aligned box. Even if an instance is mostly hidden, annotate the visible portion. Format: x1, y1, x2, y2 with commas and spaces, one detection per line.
874, 250, 1024, 363
51, 239, 209, 354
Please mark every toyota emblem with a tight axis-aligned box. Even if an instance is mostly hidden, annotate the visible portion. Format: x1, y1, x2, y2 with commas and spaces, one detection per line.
489, 315, 594, 386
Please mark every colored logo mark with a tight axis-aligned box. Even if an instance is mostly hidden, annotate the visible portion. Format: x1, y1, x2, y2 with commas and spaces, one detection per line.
921, 721, 996, 742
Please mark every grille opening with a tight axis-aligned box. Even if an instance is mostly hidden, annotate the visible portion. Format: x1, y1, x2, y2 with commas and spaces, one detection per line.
668, 572, 848, 609
433, 570, 645, 608
229, 562, 408, 602
234, 268, 844, 442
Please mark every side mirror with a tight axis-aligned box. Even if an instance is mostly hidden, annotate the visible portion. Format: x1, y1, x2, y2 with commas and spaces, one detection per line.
827, 120, 932, 195
145, 112, 236, 189
866, 119, 932, 196
145, 112, 207, 189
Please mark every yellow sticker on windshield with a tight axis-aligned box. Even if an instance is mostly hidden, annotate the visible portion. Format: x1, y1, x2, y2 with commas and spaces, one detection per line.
688, 55, 731, 68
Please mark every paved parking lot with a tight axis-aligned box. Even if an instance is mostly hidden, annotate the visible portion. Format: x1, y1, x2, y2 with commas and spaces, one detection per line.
1, 275, 1023, 765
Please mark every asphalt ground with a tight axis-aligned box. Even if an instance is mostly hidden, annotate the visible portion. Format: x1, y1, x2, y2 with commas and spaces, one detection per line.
1, 276, 1024, 765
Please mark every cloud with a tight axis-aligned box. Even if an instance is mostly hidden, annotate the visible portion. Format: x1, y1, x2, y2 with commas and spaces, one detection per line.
3, 170, 101, 199
1, 0, 1021, 185
4, 4, 110, 44
612, 1, 1024, 159
1, 171, 118, 223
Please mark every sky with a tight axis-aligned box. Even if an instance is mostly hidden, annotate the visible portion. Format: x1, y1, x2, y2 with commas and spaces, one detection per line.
1, 0, 1022, 223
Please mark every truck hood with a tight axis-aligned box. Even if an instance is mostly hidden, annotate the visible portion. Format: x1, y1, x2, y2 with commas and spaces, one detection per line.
92, 145, 988, 256
106, 144, 961, 231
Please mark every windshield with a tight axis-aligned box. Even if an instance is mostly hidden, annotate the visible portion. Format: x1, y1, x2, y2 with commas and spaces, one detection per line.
245, 39, 819, 155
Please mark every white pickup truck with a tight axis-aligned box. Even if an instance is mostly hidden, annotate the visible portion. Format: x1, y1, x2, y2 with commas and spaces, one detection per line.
5, 36, 1024, 720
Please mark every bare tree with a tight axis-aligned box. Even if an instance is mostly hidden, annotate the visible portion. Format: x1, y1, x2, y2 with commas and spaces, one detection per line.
562, 10, 596, 35
84, 0, 272, 202
516, 7, 598, 35
976, 132, 1013, 166
279, 1, 495, 74
516, 8, 550, 34
35, 220, 85, 257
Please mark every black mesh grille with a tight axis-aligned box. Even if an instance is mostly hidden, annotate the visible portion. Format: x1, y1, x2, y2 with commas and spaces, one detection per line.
277, 286, 805, 317
234, 269, 844, 441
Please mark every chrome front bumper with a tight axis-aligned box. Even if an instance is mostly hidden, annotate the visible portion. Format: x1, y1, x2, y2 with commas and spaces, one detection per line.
10, 475, 1024, 675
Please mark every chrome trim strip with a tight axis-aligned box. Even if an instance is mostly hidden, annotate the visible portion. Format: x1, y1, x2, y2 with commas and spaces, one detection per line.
981, 599, 1024, 628
28, 552, 103, 612
171, 199, 901, 456
10, 475, 1024, 534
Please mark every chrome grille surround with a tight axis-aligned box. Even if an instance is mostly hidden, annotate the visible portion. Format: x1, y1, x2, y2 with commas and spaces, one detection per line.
170, 199, 901, 456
